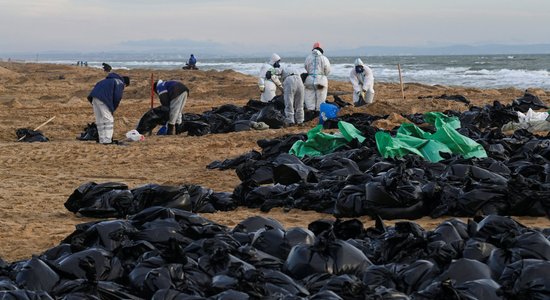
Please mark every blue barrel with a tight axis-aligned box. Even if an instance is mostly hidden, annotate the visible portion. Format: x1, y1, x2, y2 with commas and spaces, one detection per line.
319, 103, 340, 125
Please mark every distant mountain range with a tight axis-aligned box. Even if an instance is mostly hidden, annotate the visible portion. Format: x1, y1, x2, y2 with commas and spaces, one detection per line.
331, 44, 550, 56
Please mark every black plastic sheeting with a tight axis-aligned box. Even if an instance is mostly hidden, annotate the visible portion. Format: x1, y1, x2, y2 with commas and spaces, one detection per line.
3, 210, 550, 299
135, 96, 319, 136
64, 182, 236, 218
205, 100, 550, 219
16, 128, 49, 142
76, 123, 99, 142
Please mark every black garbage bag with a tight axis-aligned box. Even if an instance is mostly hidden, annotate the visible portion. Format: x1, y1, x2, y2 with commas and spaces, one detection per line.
512, 92, 548, 112
151, 289, 205, 300
52, 279, 144, 299
207, 151, 262, 170
413, 279, 501, 300
136, 106, 169, 134
130, 184, 192, 214
251, 226, 315, 260
64, 182, 133, 218
283, 232, 372, 279
243, 184, 298, 211
235, 160, 274, 184
197, 247, 255, 277
395, 260, 440, 294
317, 274, 365, 299
255, 104, 285, 129
209, 289, 250, 300
462, 239, 497, 262
60, 220, 136, 252
232, 216, 285, 234
202, 113, 234, 134
272, 153, 318, 185
53, 247, 124, 281
185, 121, 211, 136
438, 258, 493, 284
498, 259, 550, 299
76, 123, 99, 142
15, 258, 59, 293
16, 128, 49, 142
0, 290, 54, 299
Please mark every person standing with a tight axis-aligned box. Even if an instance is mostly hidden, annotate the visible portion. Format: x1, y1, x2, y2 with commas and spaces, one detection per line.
87, 73, 130, 144
349, 58, 374, 106
304, 42, 331, 111
281, 66, 305, 126
153, 80, 190, 135
258, 53, 283, 102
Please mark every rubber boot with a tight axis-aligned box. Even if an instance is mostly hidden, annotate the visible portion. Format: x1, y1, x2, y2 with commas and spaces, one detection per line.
167, 124, 175, 135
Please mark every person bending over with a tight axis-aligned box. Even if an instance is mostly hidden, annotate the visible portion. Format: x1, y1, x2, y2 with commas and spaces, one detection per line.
87, 73, 129, 144
153, 79, 190, 135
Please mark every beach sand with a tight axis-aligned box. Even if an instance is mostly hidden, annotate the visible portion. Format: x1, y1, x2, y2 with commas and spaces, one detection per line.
0, 61, 549, 262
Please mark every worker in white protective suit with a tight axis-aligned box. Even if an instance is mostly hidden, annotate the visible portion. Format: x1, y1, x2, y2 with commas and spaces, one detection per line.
349, 58, 375, 107
258, 53, 283, 102
281, 66, 305, 125
304, 42, 331, 111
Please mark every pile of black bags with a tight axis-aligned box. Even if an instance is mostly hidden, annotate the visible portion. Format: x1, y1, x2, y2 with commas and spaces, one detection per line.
207, 97, 550, 219
3, 209, 550, 299
135, 96, 318, 136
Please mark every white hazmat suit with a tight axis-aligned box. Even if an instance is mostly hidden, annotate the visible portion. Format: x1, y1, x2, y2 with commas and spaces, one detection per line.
304, 49, 331, 111
258, 53, 282, 102
281, 66, 305, 125
349, 58, 374, 106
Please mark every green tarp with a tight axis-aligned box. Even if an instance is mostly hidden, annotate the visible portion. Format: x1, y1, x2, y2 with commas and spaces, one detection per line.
376, 112, 487, 162
290, 121, 366, 158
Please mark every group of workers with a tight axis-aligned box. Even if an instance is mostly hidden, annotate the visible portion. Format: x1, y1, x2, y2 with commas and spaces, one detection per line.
258, 42, 375, 125
88, 66, 189, 144
87, 43, 375, 144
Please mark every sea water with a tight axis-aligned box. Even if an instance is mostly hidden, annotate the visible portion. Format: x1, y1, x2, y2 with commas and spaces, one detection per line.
32, 54, 550, 90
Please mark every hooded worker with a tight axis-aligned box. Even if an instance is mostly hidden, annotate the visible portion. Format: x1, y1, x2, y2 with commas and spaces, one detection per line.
281, 66, 305, 125
153, 79, 190, 135
258, 53, 283, 102
304, 42, 331, 111
349, 58, 374, 106
87, 73, 130, 144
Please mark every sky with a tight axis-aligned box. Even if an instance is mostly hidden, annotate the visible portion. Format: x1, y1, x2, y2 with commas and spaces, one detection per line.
1, 0, 549, 55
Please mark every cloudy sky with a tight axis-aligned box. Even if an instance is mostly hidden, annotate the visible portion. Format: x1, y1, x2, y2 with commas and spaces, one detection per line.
1, 0, 549, 55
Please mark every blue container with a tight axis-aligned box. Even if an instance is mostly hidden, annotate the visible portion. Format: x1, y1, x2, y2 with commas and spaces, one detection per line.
157, 124, 167, 135
319, 103, 340, 125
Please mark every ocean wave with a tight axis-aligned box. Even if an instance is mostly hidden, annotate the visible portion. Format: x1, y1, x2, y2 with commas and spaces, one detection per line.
33, 59, 550, 90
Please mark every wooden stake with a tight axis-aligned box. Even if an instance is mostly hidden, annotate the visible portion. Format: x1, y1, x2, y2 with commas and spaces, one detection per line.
18, 116, 56, 141
398, 64, 405, 100
150, 73, 155, 109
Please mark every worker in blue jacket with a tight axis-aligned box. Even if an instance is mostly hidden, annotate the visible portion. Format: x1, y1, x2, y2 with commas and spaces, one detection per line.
153, 80, 190, 135
87, 73, 130, 144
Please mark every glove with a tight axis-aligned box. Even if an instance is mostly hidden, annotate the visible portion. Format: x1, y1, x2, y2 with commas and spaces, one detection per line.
259, 86, 265, 93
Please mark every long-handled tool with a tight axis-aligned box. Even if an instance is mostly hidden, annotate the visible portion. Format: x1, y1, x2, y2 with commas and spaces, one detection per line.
18, 116, 56, 141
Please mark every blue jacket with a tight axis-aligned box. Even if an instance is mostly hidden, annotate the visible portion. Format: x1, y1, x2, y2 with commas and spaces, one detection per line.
87, 73, 126, 112
188, 55, 197, 65
156, 81, 189, 107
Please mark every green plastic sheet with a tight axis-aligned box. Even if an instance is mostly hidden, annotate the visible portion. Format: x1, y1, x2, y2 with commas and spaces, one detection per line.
376, 112, 487, 162
290, 121, 366, 158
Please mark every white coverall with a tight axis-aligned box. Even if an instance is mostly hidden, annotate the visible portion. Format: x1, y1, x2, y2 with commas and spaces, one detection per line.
92, 98, 114, 144
258, 53, 282, 102
349, 58, 375, 105
304, 49, 331, 111
281, 67, 305, 124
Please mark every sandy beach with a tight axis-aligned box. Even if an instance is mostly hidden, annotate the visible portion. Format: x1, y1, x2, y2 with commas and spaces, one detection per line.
0, 61, 549, 262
